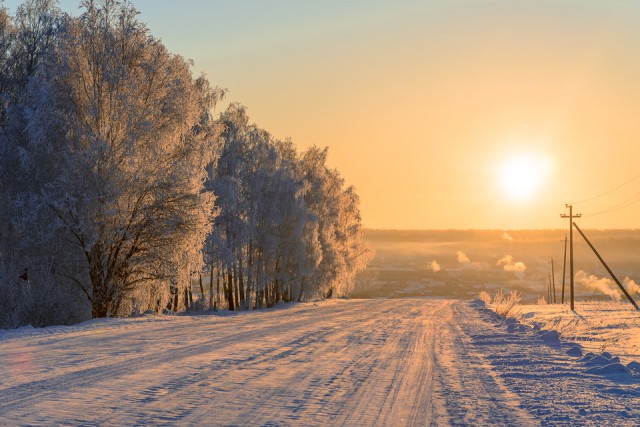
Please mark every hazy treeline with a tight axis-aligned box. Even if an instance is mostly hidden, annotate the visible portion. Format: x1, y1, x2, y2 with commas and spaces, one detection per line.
0, 0, 370, 327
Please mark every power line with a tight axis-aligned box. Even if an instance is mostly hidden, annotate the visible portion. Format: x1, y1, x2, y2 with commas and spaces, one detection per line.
572, 171, 640, 205
581, 189, 640, 217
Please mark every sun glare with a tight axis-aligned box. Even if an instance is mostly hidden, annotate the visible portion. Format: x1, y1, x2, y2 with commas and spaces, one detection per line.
498, 153, 550, 202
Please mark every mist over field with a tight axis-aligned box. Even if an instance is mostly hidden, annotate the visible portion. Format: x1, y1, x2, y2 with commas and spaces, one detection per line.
359, 229, 640, 303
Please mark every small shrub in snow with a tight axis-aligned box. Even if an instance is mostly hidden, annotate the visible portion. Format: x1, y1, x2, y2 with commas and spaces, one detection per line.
478, 291, 492, 305
598, 339, 619, 354
492, 289, 522, 318
537, 296, 547, 305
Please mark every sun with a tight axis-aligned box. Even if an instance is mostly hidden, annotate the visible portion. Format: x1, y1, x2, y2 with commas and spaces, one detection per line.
498, 152, 551, 202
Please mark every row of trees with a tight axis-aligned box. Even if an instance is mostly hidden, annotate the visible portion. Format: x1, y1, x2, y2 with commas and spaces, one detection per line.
206, 106, 370, 310
0, 0, 370, 327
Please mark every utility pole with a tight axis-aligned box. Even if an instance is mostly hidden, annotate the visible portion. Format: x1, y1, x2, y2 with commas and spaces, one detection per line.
548, 274, 552, 303
561, 234, 567, 305
550, 258, 556, 303
561, 205, 581, 310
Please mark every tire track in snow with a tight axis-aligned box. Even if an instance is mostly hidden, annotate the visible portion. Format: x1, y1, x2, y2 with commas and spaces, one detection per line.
129, 300, 436, 426
261, 301, 444, 426
432, 302, 539, 426
332, 301, 447, 426
1, 300, 414, 421
7, 298, 620, 426
0, 301, 381, 414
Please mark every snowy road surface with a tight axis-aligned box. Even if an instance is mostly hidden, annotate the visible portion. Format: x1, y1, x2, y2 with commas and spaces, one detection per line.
1, 299, 639, 426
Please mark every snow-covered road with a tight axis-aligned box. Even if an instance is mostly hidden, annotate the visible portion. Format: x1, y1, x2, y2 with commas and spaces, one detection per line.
1, 299, 639, 426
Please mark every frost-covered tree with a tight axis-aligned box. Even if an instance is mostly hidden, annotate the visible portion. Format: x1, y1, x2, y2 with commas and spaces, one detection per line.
207, 106, 300, 309
0, 0, 63, 327
0, 1, 14, 123
299, 147, 371, 298
1, 0, 366, 326
206, 106, 370, 310
10, 0, 60, 86
0, 0, 14, 246
13, 0, 222, 318
0, 0, 59, 123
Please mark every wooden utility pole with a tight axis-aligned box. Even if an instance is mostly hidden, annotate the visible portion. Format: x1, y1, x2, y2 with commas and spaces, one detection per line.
573, 222, 640, 311
561, 205, 581, 310
548, 274, 552, 303
550, 258, 556, 303
561, 234, 567, 304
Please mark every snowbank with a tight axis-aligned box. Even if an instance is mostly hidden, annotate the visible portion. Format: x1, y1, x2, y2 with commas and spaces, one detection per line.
477, 299, 640, 379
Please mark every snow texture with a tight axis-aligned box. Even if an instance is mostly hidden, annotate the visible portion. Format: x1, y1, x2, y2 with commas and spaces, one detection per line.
1, 299, 639, 426
516, 302, 640, 365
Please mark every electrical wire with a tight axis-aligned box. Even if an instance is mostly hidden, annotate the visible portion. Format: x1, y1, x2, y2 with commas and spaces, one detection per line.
581, 189, 640, 217
571, 171, 640, 205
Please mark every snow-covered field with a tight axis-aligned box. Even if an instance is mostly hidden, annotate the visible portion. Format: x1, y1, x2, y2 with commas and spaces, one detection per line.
1, 299, 639, 426
515, 301, 640, 364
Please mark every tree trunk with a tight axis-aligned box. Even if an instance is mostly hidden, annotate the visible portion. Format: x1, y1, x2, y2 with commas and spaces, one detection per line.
227, 269, 235, 311
209, 266, 214, 309
199, 273, 204, 298
274, 280, 281, 306
238, 254, 245, 307
216, 268, 220, 309
91, 300, 108, 318
233, 262, 240, 310
247, 240, 253, 305
254, 257, 262, 309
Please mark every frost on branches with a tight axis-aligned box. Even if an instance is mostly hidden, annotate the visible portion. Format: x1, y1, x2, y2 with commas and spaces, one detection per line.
0, 0, 369, 326
206, 106, 371, 310
2, 0, 222, 322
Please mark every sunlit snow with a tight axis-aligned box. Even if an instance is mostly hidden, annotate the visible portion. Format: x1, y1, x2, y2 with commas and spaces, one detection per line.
2, 299, 639, 426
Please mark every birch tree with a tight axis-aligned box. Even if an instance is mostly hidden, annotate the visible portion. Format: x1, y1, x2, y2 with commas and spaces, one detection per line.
15, 0, 222, 317
206, 107, 370, 309
0, 0, 63, 326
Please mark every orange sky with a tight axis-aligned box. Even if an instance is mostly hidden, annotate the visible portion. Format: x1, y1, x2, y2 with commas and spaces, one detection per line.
8, 0, 640, 229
